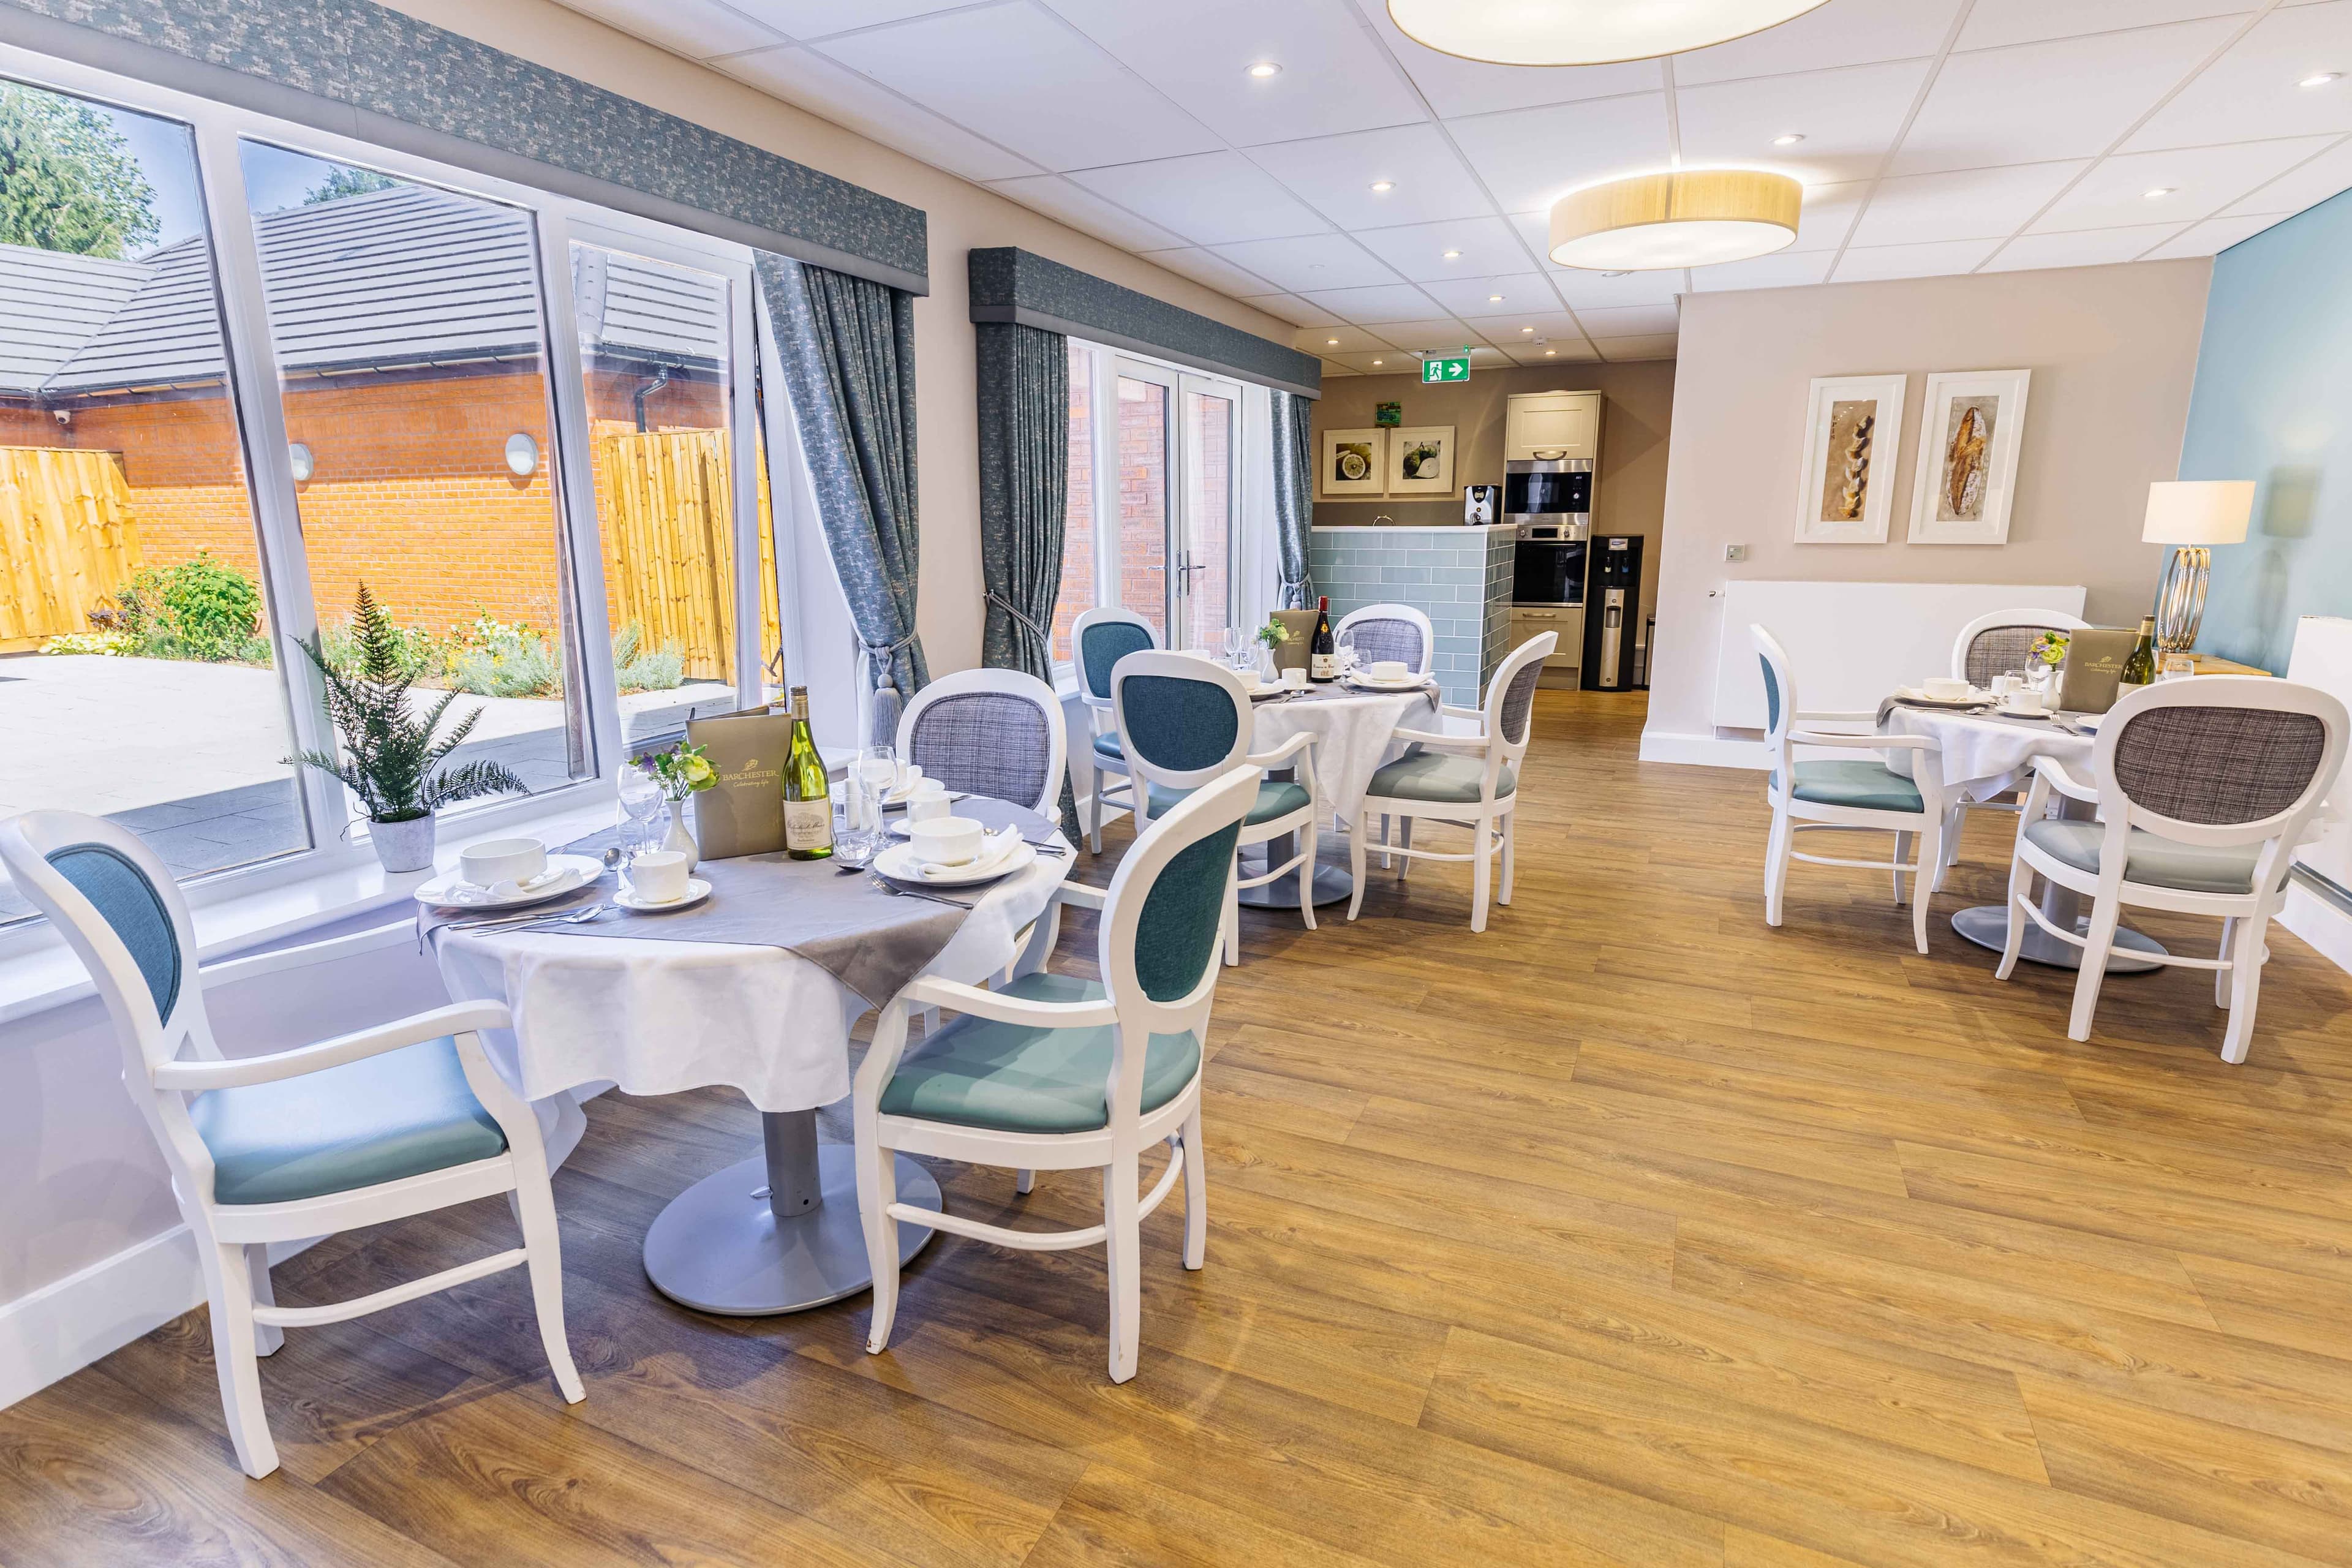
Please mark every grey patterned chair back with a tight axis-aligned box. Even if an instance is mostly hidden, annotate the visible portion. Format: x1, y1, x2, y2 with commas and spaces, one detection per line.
1348, 616, 1427, 673
1963, 624, 2062, 688
1480, 633, 1556, 768
2111, 701, 2332, 826
895, 669, 1065, 816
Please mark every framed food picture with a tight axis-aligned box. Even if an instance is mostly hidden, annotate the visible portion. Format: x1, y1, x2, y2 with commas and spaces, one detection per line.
1793, 374, 1905, 543
1907, 369, 2031, 545
1385, 425, 1455, 496
1319, 428, 1385, 499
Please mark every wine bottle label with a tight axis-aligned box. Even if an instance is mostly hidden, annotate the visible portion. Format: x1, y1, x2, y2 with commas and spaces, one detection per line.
783, 797, 833, 850
1310, 653, 1338, 679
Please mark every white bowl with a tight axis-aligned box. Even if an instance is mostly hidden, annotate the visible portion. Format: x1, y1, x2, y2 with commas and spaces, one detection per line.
1368, 660, 1411, 682
907, 815, 984, 867
461, 836, 547, 889
1922, 677, 1972, 701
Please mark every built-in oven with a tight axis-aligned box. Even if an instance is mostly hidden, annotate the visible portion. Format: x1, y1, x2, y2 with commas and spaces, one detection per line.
1504, 457, 1593, 526
1513, 522, 1589, 607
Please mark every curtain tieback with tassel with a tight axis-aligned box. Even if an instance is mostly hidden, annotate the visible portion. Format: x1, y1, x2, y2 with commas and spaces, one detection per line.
986, 592, 1050, 647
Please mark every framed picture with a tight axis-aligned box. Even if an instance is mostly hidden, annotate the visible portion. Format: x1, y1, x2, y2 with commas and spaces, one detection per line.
1793, 374, 1905, 543
1319, 428, 1385, 499
1907, 369, 2031, 545
1385, 425, 1455, 496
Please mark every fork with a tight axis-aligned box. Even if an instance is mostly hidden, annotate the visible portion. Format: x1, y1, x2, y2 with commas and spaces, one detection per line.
867, 875, 974, 910
441, 903, 612, 937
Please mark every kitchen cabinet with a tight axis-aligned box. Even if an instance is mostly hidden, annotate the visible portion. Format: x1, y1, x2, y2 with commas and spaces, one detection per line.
1505, 391, 1600, 462
1508, 606, 1581, 669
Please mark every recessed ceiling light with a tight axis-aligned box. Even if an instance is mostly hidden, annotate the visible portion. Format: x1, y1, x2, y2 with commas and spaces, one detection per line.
1544, 349, 1557, 356
1370, 180, 1395, 193
1326, 337, 1340, 345
1372, 358, 1384, 365
1602, 270, 1630, 277
2144, 187, 2177, 199
1246, 61, 1283, 78
1521, 325, 1535, 333
2300, 71, 2342, 88
1441, 249, 1462, 259
1487, 293, 1504, 301
1773, 133, 1805, 146
1386, 0, 1833, 66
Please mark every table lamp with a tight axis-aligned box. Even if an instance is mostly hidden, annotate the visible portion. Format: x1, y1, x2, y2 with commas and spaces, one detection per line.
2143, 480, 2253, 655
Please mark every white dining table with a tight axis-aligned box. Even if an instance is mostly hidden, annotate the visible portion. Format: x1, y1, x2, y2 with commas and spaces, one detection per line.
435, 825, 1071, 1315
1238, 680, 1439, 909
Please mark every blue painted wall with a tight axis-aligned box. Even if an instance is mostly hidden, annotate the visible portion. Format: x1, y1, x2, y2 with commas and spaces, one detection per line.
2180, 190, 2352, 673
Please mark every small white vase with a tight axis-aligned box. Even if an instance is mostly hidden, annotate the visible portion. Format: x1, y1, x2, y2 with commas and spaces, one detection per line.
370, 812, 437, 874
663, 798, 699, 870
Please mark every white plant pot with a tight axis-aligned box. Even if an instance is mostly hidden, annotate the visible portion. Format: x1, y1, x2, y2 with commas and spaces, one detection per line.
370, 812, 437, 874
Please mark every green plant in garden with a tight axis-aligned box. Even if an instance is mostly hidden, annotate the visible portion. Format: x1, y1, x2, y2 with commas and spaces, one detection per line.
111, 552, 268, 663
40, 630, 133, 657
611, 622, 685, 694
288, 583, 524, 823
319, 614, 444, 683
446, 613, 560, 698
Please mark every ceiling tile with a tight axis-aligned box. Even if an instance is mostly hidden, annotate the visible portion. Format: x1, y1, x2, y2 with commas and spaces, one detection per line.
1787, 180, 1869, 251
1687, 250, 1837, 290
1418, 273, 1556, 317
1676, 60, 1930, 186
1446, 94, 1674, 214
1297, 281, 1442, 320
816, 4, 1222, 171
1504, 340, 1603, 365
2030, 136, 2336, 232
2220, 134, 2352, 216
1671, 0, 1963, 86
1548, 266, 1685, 307
1850, 160, 2088, 245
1981, 223, 2192, 270
1330, 349, 1412, 374
986, 173, 1187, 251
1210, 232, 1401, 292
725, 0, 974, 40
1246, 123, 1494, 228
2125, 2, 2352, 151
1831, 237, 2003, 280
1248, 293, 1346, 328
720, 47, 1042, 181
1134, 246, 1282, 296
1067, 152, 1330, 244
1957, 0, 2260, 52
1348, 0, 1662, 118
1596, 333, 1679, 361
1577, 304, 1681, 337
1351, 215, 1531, 281
1046, 0, 1426, 146
1891, 19, 2242, 176
1371, 319, 1495, 353
1294, 325, 1389, 353
1487, 311, 1589, 347
2140, 211, 2293, 257
557, 0, 786, 58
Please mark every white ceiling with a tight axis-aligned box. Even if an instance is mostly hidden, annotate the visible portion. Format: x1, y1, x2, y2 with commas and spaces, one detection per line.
551, 0, 2352, 375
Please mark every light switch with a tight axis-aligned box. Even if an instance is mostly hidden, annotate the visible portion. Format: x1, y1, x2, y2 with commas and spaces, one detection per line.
1724, 543, 1749, 562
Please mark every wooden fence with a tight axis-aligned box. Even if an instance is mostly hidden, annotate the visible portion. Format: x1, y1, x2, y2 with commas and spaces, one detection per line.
0, 447, 141, 653
592, 423, 779, 683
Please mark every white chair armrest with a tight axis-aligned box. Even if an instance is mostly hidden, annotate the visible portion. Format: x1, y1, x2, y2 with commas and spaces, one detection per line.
1244, 732, 1316, 770
152, 999, 513, 1090
1438, 704, 1485, 725
1790, 730, 1941, 754
2029, 754, 2100, 802
901, 973, 1117, 1030
1049, 881, 1107, 913
1796, 709, 1880, 725
1390, 726, 1482, 752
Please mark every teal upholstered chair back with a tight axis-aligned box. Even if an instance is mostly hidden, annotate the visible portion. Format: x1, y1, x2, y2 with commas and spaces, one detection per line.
1109, 650, 1252, 823
1074, 608, 1158, 702
1751, 624, 1799, 773
1098, 764, 1256, 1073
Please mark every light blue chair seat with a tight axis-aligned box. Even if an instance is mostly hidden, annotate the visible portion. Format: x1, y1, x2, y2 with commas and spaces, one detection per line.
878, 972, 1200, 1134
190, 1036, 509, 1205
1366, 751, 1515, 804
1146, 778, 1311, 825
1093, 732, 1125, 761
1771, 759, 1924, 814
2024, 819, 2281, 895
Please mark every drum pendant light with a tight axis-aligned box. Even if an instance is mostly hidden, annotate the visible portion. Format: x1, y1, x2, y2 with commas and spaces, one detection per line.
1549, 169, 1801, 270
1387, 0, 1833, 67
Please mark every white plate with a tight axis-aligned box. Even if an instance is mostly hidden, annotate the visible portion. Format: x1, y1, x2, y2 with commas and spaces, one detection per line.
616, 878, 711, 913
881, 786, 968, 810
1344, 672, 1431, 693
1246, 684, 1295, 700
872, 839, 1036, 888
414, 854, 603, 911
1896, 685, 1988, 706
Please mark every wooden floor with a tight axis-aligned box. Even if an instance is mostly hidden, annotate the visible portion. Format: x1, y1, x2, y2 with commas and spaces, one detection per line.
10, 690, 2352, 1566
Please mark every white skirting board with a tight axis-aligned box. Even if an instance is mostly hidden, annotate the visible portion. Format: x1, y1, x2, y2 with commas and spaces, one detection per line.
2283, 616, 2352, 978
1638, 730, 1769, 769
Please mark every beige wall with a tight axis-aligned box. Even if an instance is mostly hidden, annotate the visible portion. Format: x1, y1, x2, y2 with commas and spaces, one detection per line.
385, 0, 1294, 677
1645, 258, 2214, 742
1310, 360, 1678, 628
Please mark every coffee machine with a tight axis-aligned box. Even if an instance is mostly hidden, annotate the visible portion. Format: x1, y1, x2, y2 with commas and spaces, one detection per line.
1580, 535, 1645, 692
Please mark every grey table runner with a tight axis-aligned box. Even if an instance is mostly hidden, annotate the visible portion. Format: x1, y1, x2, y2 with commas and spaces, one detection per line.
420, 799, 1057, 1008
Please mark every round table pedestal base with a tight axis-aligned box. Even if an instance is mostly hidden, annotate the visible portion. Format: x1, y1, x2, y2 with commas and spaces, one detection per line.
643, 1144, 938, 1316
1235, 861, 1354, 910
1951, 905, 2166, 974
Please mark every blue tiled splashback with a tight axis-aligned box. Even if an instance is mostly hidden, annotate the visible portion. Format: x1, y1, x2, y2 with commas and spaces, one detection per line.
1308, 530, 1517, 709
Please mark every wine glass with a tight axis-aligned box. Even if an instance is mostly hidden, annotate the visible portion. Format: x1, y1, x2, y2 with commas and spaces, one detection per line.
1219, 625, 1248, 669
1334, 624, 1359, 681
843, 744, 896, 864
617, 764, 664, 856
2159, 653, 2197, 682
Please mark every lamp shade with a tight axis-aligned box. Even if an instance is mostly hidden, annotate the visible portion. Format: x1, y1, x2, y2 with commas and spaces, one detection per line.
1387, 0, 1833, 66
2142, 480, 2253, 545
1549, 170, 1801, 270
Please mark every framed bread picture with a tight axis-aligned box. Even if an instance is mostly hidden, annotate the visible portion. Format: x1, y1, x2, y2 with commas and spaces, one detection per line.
1319, 428, 1385, 499
1908, 369, 2031, 545
1386, 426, 1456, 496
1793, 374, 1905, 544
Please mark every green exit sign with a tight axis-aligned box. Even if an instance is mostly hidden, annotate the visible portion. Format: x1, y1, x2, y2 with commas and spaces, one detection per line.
1422, 353, 1471, 384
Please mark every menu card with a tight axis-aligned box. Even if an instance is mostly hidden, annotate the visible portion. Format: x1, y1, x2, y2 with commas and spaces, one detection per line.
687, 708, 791, 859
2054, 628, 2137, 714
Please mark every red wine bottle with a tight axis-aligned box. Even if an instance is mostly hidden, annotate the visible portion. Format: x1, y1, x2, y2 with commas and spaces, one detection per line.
1310, 595, 1336, 683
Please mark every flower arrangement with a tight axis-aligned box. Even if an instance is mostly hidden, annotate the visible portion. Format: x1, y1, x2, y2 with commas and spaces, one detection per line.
637, 740, 717, 802
1256, 617, 1292, 651
2030, 630, 2070, 668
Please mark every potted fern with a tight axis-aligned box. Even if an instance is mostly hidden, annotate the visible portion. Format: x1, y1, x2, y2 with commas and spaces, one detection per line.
288, 584, 527, 873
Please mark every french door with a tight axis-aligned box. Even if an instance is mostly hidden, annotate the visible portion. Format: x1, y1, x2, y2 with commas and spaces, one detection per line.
1112, 359, 1241, 651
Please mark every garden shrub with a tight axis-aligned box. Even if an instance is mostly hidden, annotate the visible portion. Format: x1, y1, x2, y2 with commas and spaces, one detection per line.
110, 552, 268, 662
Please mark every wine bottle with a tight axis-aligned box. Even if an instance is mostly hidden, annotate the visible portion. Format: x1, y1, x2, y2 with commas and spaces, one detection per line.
1309, 595, 1337, 683
782, 685, 833, 860
2119, 614, 2157, 692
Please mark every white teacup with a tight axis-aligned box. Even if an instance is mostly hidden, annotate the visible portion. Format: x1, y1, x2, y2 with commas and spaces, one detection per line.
1923, 677, 1972, 701
461, 836, 546, 891
1368, 660, 1410, 682
1235, 669, 1263, 693
1281, 665, 1310, 689
630, 850, 690, 904
1991, 674, 2022, 696
2007, 687, 2049, 715
907, 816, 985, 867
907, 782, 952, 823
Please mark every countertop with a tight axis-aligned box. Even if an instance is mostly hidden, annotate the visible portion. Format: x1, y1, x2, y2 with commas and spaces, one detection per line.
1310, 521, 1518, 533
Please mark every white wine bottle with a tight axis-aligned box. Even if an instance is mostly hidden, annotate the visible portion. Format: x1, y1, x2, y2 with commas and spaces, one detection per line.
782, 685, 833, 861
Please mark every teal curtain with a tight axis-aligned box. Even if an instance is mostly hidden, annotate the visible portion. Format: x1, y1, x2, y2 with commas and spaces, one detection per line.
758, 253, 927, 741
1272, 390, 1315, 609
976, 321, 1079, 840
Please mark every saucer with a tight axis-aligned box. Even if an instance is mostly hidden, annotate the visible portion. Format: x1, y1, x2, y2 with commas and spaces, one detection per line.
872, 839, 1036, 888
414, 854, 601, 911
616, 878, 711, 913
1345, 671, 1430, 692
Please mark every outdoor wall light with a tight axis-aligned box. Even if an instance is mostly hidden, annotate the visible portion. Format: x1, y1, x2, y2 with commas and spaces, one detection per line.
287, 442, 314, 483
505, 432, 540, 478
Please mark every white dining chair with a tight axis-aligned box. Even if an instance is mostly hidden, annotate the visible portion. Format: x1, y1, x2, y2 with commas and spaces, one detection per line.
1937, 608, 2094, 880
852, 764, 1259, 1382
1996, 676, 2347, 1063
1072, 607, 1158, 852
0, 810, 582, 1479
1114, 649, 1320, 964
895, 666, 1067, 818
1347, 632, 1552, 935
1335, 603, 1434, 677
1754, 624, 1950, 953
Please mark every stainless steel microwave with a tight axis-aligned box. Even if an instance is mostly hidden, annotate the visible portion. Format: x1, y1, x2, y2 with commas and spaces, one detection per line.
1505, 457, 1593, 525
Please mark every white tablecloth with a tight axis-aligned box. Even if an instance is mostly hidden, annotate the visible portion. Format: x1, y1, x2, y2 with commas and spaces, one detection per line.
1879, 707, 2096, 801
435, 845, 1071, 1114
1254, 687, 1439, 824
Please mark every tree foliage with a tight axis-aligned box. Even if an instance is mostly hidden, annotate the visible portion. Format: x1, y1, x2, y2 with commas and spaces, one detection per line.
0, 84, 158, 258
303, 164, 400, 205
